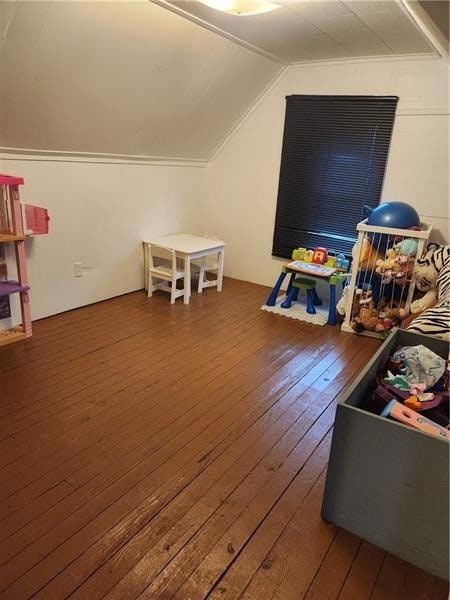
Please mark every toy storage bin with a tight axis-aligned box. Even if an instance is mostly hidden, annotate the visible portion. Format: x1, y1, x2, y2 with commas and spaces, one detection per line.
321, 328, 449, 580
341, 220, 432, 338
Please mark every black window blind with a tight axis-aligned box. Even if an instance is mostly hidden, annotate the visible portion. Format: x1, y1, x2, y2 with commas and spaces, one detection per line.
272, 95, 399, 258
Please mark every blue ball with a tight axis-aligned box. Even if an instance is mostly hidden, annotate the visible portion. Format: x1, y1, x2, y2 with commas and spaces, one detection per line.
366, 201, 420, 250
367, 201, 420, 230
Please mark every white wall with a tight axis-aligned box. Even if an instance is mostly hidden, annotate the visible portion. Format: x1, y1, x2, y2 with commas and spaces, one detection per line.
204, 56, 449, 289
0, 155, 206, 324
1, 56, 448, 327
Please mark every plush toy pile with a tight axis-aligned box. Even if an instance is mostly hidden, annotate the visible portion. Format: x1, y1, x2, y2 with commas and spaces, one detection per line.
344, 234, 414, 333
375, 247, 415, 284
405, 243, 450, 342
339, 239, 450, 340
350, 289, 406, 333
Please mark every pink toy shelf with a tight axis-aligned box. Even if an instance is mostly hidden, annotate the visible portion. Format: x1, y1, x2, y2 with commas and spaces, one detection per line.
0, 281, 30, 295
0, 173, 47, 346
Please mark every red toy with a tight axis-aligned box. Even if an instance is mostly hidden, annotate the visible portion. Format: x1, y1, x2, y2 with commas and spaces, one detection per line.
312, 247, 328, 264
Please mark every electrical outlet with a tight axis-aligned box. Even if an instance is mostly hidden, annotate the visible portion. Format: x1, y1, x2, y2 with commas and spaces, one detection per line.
74, 262, 83, 278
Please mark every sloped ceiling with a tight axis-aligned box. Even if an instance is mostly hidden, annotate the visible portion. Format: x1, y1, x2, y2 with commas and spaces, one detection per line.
0, 0, 443, 160
161, 0, 436, 62
419, 0, 449, 39
0, 1, 281, 160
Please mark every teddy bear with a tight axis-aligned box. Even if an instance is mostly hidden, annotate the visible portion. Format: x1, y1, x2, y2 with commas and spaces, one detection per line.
375, 248, 397, 271
351, 306, 386, 333
349, 288, 384, 333
349, 286, 408, 333
352, 304, 408, 333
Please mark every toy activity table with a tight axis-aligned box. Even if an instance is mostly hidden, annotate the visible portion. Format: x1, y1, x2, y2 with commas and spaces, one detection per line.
266, 260, 347, 325
143, 233, 225, 305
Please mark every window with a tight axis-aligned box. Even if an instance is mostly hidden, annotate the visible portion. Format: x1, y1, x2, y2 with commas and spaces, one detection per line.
272, 95, 399, 258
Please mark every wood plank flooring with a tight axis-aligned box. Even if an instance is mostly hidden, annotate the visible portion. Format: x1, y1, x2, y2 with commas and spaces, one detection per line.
0, 279, 448, 600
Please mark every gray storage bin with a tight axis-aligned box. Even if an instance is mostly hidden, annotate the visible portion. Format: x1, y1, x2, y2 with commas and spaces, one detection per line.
322, 328, 449, 581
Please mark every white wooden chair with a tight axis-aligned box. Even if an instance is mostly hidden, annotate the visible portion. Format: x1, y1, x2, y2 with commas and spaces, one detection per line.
192, 245, 224, 293
147, 243, 185, 304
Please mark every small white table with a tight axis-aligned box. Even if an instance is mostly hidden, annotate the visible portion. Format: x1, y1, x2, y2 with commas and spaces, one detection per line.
143, 233, 226, 304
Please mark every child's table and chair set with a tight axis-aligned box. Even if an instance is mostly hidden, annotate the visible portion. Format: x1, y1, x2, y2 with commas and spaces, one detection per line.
265, 258, 349, 326
143, 233, 226, 304
142, 235, 347, 323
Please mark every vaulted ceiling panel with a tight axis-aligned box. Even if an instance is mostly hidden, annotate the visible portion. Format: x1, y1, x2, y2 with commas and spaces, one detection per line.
0, 0, 445, 161
0, 1, 281, 159
162, 0, 437, 62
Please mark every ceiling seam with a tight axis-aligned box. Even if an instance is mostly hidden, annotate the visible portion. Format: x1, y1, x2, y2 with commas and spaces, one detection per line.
399, 0, 449, 58
0, 149, 209, 167
208, 51, 447, 164
207, 64, 288, 162
288, 52, 440, 68
151, 0, 287, 65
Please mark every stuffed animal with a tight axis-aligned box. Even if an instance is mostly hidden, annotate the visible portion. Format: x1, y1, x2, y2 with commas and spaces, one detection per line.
375, 248, 414, 283
394, 237, 418, 257
410, 243, 450, 313
375, 248, 397, 271
406, 243, 450, 341
350, 287, 408, 333
351, 306, 386, 333
336, 284, 350, 318
401, 309, 427, 330
337, 237, 380, 319
350, 288, 383, 332
355, 235, 383, 271
380, 306, 407, 329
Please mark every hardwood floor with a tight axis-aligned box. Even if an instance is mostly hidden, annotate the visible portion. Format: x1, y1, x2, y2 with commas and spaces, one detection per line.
0, 279, 448, 600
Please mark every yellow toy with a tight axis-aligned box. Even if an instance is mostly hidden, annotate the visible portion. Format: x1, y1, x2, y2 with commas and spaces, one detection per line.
353, 235, 383, 271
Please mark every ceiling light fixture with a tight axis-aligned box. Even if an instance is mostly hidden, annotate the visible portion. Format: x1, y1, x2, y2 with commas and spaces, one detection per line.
197, 0, 281, 16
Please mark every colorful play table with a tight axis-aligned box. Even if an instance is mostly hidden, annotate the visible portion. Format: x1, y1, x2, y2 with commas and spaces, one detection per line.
265, 260, 348, 326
